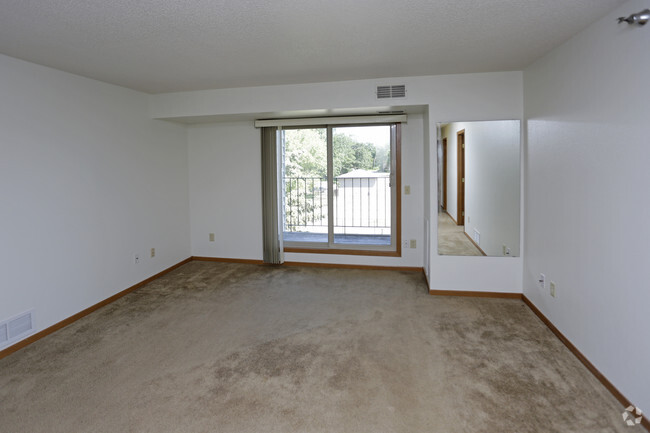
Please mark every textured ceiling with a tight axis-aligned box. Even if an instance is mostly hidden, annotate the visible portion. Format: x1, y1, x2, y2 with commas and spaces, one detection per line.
0, 0, 626, 94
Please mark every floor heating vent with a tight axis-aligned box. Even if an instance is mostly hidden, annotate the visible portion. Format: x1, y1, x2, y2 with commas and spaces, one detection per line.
0, 323, 8, 344
0, 310, 34, 347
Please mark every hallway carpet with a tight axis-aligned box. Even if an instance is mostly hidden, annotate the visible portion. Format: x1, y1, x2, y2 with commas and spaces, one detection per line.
0, 262, 631, 432
437, 212, 483, 256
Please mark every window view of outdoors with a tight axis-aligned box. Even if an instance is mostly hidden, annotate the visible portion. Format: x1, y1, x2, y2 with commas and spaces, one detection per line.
282, 128, 328, 243
332, 126, 391, 245
282, 125, 392, 247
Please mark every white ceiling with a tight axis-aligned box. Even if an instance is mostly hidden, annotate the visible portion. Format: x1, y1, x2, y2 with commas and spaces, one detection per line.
0, 0, 625, 94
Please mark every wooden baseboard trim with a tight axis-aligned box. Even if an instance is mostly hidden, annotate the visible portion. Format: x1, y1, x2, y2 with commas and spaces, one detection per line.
522, 295, 649, 432
283, 261, 423, 272
3, 255, 644, 432
191, 256, 421, 272
463, 232, 487, 256
0, 255, 421, 360
191, 256, 264, 265
429, 289, 522, 299
426, 290, 648, 430
0, 257, 192, 361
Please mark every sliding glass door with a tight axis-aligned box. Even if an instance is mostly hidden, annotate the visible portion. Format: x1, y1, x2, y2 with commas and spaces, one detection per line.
332, 125, 392, 246
281, 127, 329, 243
280, 123, 399, 253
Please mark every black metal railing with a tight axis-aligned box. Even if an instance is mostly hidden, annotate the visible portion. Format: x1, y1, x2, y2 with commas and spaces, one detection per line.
284, 177, 328, 230
283, 176, 391, 232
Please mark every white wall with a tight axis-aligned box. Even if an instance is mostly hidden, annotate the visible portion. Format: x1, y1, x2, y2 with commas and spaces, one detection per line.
187, 115, 424, 268
443, 121, 520, 256
153, 71, 524, 290
0, 54, 190, 346
524, 0, 650, 413
188, 121, 262, 260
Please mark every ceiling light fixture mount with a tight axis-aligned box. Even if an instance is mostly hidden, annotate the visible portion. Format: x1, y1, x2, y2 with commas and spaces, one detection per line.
617, 9, 650, 26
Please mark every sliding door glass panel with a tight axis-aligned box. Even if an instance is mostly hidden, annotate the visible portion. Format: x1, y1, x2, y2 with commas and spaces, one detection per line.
332, 125, 391, 246
282, 128, 328, 244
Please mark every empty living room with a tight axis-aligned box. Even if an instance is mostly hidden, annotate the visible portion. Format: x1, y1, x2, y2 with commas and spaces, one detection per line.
1, 0, 648, 431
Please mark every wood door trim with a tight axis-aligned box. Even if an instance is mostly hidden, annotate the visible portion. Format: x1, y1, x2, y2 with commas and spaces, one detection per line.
456, 129, 465, 226
442, 137, 447, 209
395, 123, 402, 258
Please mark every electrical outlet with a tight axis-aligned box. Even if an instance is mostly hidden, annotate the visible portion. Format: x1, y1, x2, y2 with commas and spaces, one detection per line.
538, 273, 545, 290
502, 245, 507, 256
410, 239, 417, 249
209, 233, 215, 242
402, 240, 409, 249
134, 254, 140, 264
404, 185, 411, 195
150, 248, 155, 258
550, 281, 556, 298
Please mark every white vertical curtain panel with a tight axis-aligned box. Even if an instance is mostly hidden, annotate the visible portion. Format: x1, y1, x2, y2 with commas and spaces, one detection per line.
261, 127, 284, 264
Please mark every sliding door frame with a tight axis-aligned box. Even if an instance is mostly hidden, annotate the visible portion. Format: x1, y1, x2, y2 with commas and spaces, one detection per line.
283, 123, 401, 257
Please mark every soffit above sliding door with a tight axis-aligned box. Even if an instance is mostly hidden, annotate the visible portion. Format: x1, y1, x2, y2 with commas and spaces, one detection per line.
254, 115, 407, 128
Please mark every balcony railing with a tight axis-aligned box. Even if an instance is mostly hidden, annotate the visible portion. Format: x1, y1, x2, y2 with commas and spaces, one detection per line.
283, 176, 391, 234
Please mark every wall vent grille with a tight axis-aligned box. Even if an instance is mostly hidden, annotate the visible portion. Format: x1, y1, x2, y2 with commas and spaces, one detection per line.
0, 310, 34, 347
0, 323, 8, 344
376, 84, 406, 99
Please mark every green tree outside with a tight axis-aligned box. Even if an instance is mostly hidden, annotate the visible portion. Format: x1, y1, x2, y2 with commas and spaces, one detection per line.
283, 128, 389, 178
282, 127, 390, 231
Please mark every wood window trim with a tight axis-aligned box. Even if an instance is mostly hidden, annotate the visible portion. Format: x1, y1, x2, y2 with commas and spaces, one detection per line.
284, 123, 401, 257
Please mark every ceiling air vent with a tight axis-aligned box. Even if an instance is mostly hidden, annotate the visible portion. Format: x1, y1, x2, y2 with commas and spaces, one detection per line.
376, 84, 406, 99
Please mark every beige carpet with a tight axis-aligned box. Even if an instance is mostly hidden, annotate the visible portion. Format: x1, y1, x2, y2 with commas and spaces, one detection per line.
438, 211, 483, 256
0, 262, 632, 432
